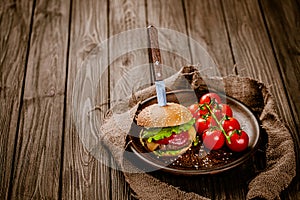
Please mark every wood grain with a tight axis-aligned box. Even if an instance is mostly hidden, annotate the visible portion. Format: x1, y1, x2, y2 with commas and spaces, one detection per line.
8, 0, 70, 199
0, 0, 299, 200
108, 0, 148, 199
222, 0, 297, 136
109, 0, 150, 105
0, 0, 33, 199
261, 0, 300, 118
260, 0, 300, 198
222, 0, 299, 198
184, 0, 234, 76
260, 0, 300, 148
62, 0, 112, 199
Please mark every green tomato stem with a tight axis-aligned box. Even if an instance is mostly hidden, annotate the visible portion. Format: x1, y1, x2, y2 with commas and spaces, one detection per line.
204, 104, 231, 144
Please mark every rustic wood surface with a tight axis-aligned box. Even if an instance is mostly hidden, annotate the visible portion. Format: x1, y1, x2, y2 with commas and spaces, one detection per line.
62, 0, 112, 200
0, 0, 299, 199
9, 0, 70, 199
0, 0, 34, 199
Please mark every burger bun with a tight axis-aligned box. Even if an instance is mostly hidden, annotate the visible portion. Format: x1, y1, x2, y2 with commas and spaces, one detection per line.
136, 102, 193, 128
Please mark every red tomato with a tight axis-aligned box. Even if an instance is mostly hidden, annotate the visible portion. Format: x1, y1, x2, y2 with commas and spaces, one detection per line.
213, 108, 222, 120
202, 128, 225, 150
156, 131, 189, 146
221, 116, 241, 132
198, 104, 209, 116
213, 104, 233, 120
188, 103, 199, 114
199, 93, 222, 106
156, 133, 175, 145
226, 130, 249, 152
188, 103, 200, 118
195, 116, 210, 134
221, 104, 233, 117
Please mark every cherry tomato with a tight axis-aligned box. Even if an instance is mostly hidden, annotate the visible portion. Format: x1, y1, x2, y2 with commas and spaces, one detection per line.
188, 103, 209, 119
213, 108, 222, 119
226, 130, 249, 152
188, 103, 199, 115
221, 104, 233, 117
198, 104, 209, 116
221, 116, 240, 132
202, 128, 225, 150
195, 116, 210, 134
188, 104, 201, 118
199, 93, 222, 106
213, 104, 233, 120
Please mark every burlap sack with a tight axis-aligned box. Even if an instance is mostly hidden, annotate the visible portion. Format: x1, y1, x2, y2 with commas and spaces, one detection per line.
100, 66, 296, 200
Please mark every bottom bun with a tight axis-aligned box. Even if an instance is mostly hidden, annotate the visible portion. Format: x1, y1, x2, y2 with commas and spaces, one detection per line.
152, 145, 192, 157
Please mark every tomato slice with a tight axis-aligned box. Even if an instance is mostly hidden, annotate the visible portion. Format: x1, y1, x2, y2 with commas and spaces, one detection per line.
156, 131, 189, 146
156, 133, 175, 145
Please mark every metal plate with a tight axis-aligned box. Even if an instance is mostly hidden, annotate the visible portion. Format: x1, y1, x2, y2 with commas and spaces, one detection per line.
127, 89, 261, 175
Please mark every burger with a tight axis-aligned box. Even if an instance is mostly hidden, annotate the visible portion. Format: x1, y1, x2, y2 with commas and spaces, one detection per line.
136, 102, 196, 157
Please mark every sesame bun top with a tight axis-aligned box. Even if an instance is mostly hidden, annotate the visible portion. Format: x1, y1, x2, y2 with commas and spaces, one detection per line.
136, 102, 193, 128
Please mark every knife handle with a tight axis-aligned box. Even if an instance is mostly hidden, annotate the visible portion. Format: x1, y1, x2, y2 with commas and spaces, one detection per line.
147, 25, 163, 81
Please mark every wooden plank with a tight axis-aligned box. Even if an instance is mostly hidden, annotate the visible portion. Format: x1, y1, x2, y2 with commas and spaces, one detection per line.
259, 0, 300, 199
108, 0, 148, 199
61, 0, 112, 199
0, 0, 33, 199
259, 0, 300, 149
222, 0, 297, 140
147, 0, 192, 77
184, 0, 234, 76
8, 0, 70, 199
109, 0, 150, 105
260, 0, 300, 123
222, 0, 298, 198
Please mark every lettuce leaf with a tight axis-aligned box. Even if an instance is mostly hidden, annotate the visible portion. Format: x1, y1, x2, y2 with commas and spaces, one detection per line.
141, 118, 195, 143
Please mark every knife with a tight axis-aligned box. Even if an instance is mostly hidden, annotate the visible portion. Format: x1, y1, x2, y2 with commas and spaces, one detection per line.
147, 25, 167, 106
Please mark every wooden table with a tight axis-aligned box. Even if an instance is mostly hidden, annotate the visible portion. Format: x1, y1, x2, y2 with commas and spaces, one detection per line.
1, 0, 299, 199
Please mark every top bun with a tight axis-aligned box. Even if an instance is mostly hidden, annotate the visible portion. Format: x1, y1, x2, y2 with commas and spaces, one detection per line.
136, 102, 193, 128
